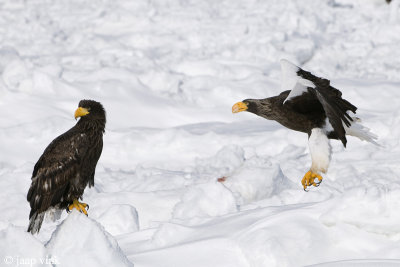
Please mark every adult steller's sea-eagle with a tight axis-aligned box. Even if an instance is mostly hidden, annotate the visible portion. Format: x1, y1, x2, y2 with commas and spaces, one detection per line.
27, 100, 105, 234
232, 60, 377, 191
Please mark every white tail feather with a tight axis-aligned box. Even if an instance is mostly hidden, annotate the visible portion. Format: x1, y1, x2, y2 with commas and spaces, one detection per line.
46, 207, 62, 222
345, 118, 379, 146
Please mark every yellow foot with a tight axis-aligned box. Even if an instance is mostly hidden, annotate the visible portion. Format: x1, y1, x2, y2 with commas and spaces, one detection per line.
68, 199, 89, 216
301, 171, 323, 191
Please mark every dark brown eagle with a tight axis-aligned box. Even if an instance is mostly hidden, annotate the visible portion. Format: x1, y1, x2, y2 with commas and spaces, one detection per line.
27, 100, 106, 234
232, 60, 377, 191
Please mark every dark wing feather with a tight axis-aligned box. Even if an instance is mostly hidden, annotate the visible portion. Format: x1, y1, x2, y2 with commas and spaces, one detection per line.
27, 127, 90, 217
311, 86, 351, 146
282, 63, 357, 147
86, 138, 103, 187
282, 90, 324, 114
298, 66, 357, 146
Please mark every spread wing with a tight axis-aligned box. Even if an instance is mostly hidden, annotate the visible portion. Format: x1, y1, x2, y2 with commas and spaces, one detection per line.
280, 59, 357, 146
27, 127, 90, 218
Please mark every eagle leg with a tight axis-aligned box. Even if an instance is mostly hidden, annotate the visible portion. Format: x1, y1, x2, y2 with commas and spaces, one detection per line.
67, 199, 89, 216
301, 170, 323, 191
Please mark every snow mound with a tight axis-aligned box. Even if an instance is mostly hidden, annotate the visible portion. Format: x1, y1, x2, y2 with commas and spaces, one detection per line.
0, 225, 45, 264
320, 187, 400, 235
172, 182, 238, 221
46, 211, 133, 267
195, 145, 245, 179
96, 204, 139, 236
2, 58, 31, 92
224, 157, 296, 204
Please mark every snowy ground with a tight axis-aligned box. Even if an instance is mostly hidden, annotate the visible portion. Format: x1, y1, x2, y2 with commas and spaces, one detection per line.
1, 0, 400, 266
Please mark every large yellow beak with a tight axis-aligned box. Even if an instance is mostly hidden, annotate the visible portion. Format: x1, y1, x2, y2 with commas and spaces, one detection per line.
74, 107, 89, 120
232, 102, 248, 113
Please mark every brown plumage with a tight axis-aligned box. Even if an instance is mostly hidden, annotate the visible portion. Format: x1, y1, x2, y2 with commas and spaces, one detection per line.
27, 100, 106, 234
234, 63, 357, 147
232, 60, 378, 191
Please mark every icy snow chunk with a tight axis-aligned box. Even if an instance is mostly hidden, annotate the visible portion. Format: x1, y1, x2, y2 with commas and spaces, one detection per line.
97, 204, 139, 236
2, 59, 32, 92
0, 46, 20, 73
32, 71, 55, 94
195, 145, 245, 178
173, 60, 222, 77
0, 225, 46, 265
138, 69, 183, 94
211, 145, 245, 171
172, 182, 238, 220
320, 187, 400, 236
224, 157, 296, 204
283, 39, 316, 65
46, 211, 133, 267
151, 222, 193, 247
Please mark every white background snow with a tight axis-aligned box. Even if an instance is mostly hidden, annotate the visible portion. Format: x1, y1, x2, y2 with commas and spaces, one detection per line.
1, 0, 400, 266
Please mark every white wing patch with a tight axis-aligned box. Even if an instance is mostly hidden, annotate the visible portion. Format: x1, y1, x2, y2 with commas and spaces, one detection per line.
280, 59, 316, 103
309, 128, 331, 174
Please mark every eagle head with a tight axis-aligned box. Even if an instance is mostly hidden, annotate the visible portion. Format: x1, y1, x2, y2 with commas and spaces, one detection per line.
75, 100, 106, 122
232, 99, 261, 114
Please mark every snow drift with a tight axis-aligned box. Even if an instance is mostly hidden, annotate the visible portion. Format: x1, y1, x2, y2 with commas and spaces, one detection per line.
46, 211, 133, 267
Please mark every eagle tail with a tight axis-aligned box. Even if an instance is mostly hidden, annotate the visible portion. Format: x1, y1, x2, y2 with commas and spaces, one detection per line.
46, 208, 62, 222
345, 117, 380, 146
27, 211, 45, 234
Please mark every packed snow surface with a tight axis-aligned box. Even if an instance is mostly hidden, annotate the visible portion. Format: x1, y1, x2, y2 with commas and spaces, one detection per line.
1, 0, 400, 266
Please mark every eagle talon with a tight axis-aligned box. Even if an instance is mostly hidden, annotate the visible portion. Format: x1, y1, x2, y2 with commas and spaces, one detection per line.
301, 170, 323, 191
68, 199, 89, 216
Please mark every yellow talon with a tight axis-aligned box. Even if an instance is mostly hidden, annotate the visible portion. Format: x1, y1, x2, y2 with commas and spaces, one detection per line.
68, 199, 89, 216
301, 170, 323, 191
